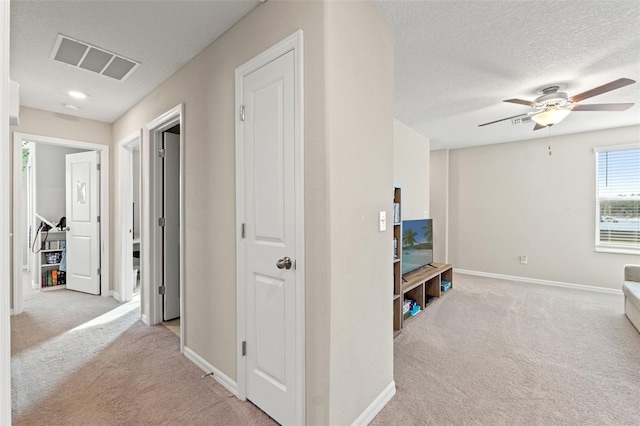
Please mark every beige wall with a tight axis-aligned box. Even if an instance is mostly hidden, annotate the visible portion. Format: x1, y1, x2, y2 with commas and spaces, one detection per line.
112, 1, 334, 422
394, 119, 431, 220
114, 1, 395, 423
435, 125, 640, 289
326, 2, 394, 424
430, 149, 448, 263
12, 107, 112, 146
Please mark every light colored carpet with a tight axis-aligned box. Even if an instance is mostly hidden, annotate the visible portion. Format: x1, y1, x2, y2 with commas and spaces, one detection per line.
11, 284, 275, 425
373, 273, 640, 425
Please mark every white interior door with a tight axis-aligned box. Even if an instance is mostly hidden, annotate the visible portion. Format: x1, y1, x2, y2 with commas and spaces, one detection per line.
65, 151, 100, 295
162, 132, 180, 321
242, 49, 298, 425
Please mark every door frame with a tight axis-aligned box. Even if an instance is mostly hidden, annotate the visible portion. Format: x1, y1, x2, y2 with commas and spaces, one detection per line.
1, 1, 11, 421
116, 131, 142, 303
12, 133, 110, 313
235, 30, 305, 423
143, 104, 184, 350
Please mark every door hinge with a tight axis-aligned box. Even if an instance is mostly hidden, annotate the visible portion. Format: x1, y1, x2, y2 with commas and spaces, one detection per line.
242, 341, 246, 356
241, 223, 246, 238
159, 285, 166, 295
240, 105, 245, 122
158, 148, 166, 158
97, 268, 101, 275
97, 215, 100, 223
159, 217, 166, 227
97, 164, 101, 171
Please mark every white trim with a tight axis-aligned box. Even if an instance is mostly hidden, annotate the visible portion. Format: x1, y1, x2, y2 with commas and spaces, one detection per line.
455, 269, 624, 295
351, 381, 396, 426
12, 133, 110, 315
593, 143, 640, 153
117, 131, 142, 303
144, 104, 184, 354
235, 30, 305, 424
595, 246, 640, 255
183, 346, 239, 397
1, 1, 12, 421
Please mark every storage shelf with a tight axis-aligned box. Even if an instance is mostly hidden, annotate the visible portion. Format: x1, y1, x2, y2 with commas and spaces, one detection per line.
41, 249, 63, 253
42, 262, 61, 267
40, 284, 66, 292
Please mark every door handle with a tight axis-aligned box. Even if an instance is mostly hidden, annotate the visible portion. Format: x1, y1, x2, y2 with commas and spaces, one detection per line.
276, 257, 292, 270
63, 226, 70, 231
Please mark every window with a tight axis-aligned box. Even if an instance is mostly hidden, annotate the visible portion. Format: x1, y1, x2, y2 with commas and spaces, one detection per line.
595, 145, 640, 253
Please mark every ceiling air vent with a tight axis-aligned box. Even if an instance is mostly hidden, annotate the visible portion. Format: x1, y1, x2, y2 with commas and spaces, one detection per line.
50, 34, 140, 81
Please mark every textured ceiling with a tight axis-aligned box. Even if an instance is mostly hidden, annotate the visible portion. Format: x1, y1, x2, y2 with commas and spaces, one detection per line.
10, 1, 640, 149
10, 0, 259, 123
375, 0, 640, 149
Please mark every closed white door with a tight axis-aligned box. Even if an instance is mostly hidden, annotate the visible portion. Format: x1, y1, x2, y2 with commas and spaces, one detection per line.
65, 151, 100, 295
162, 132, 180, 321
242, 49, 298, 425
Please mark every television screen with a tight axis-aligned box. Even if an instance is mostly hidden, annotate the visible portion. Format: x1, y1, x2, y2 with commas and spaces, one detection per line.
402, 218, 433, 275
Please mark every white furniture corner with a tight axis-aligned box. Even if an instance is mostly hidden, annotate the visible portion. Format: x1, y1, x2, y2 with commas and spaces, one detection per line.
622, 264, 640, 333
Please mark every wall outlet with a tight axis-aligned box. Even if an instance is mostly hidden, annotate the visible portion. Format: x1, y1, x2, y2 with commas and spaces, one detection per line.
520, 255, 528, 265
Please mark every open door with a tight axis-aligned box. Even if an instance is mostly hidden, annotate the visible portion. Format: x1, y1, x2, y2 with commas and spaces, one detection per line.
162, 132, 180, 321
65, 151, 100, 295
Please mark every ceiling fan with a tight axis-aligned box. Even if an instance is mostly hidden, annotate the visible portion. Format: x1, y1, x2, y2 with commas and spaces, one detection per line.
479, 78, 637, 130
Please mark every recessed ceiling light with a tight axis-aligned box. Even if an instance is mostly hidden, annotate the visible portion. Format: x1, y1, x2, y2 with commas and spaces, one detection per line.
64, 104, 79, 111
68, 90, 87, 99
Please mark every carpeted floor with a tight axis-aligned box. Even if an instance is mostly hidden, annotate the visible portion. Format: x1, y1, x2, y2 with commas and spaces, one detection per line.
11, 279, 275, 425
13, 273, 640, 425
372, 273, 640, 425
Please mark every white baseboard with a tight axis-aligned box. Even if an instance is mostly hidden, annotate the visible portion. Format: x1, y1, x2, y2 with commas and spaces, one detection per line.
183, 346, 238, 397
351, 380, 396, 426
111, 290, 121, 302
455, 268, 623, 295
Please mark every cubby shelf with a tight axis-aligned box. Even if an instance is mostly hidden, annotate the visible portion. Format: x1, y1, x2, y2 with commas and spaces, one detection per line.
392, 185, 453, 336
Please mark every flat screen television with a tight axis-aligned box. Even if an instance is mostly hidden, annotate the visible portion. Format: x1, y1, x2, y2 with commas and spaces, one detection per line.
401, 218, 433, 275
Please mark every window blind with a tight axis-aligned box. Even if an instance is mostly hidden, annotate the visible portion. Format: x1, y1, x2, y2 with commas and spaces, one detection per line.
595, 147, 640, 251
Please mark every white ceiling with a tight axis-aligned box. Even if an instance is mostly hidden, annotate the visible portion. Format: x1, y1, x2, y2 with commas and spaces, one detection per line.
10, 1, 640, 150
10, 0, 259, 123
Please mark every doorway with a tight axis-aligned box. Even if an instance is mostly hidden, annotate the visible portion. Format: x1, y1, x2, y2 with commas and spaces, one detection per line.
117, 131, 142, 303
143, 104, 184, 349
12, 133, 110, 314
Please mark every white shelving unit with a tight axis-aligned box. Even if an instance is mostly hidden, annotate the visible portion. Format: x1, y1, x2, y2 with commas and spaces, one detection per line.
37, 229, 66, 291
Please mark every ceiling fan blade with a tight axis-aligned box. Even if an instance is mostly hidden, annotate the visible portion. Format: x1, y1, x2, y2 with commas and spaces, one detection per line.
478, 114, 528, 127
533, 123, 546, 131
570, 78, 636, 103
572, 103, 634, 111
503, 98, 536, 107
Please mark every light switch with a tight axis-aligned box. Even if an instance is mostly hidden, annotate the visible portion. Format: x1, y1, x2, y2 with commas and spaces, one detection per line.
379, 211, 387, 232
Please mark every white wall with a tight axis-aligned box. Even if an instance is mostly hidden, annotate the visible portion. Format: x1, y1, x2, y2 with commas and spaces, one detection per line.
393, 119, 430, 220
34, 144, 87, 224
435, 125, 640, 289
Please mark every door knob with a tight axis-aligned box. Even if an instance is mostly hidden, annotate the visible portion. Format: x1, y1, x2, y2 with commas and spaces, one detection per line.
63, 226, 70, 231
276, 257, 292, 270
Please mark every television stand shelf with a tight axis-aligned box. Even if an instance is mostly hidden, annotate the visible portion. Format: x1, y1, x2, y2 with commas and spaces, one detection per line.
395, 262, 453, 331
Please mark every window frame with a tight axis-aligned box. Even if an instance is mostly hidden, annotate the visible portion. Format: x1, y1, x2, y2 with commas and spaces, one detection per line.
594, 143, 640, 255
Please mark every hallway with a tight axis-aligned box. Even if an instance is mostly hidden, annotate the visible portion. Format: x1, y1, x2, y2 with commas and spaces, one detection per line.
10, 274, 274, 425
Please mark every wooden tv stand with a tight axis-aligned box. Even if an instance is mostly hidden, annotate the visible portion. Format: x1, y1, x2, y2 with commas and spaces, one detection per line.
393, 262, 453, 335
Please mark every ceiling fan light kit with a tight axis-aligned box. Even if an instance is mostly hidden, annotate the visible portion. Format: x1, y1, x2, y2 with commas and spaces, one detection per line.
479, 78, 636, 130
531, 108, 571, 126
